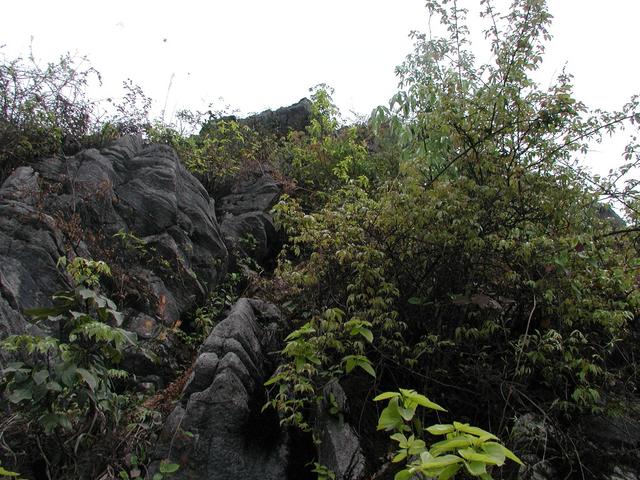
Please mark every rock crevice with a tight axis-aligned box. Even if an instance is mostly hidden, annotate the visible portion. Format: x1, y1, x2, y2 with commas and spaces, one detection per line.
149, 298, 288, 480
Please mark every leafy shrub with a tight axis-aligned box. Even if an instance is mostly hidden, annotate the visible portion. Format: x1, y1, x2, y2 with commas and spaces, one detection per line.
0, 50, 98, 179
0, 48, 160, 183
147, 111, 278, 194
265, 1, 640, 476
280, 85, 372, 204
0, 257, 136, 477
374, 389, 522, 480
263, 305, 375, 430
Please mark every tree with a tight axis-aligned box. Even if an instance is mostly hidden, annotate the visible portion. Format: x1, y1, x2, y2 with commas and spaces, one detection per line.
268, 1, 640, 476
374, 0, 639, 224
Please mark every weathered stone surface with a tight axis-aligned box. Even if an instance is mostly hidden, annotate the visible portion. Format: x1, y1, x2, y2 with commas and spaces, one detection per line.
242, 98, 312, 137
608, 466, 640, 480
217, 173, 282, 265
513, 411, 640, 480
317, 382, 367, 480
512, 414, 560, 480
217, 174, 281, 216
149, 298, 287, 480
36, 137, 227, 293
127, 312, 159, 340
0, 167, 70, 337
0, 137, 228, 374
583, 410, 640, 448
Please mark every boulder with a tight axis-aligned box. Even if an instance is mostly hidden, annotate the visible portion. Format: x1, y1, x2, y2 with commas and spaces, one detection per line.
242, 98, 312, 137
608, 466, 640, 480
512, 411, 640, 480
0, 167, 70, 339
217, 173, 282, 266
0, 137, 228, 374
511, 414, 561, 480
317, 382, 367, 480
149, 298, 288, 480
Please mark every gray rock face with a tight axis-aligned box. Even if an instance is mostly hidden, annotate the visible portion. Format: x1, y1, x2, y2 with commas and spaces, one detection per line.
0, 167, 70, 340
0, 137, 228, 367
513, 412, 640, 480
217, 174, 282, 265
583, 410, 640, 448
317, 382, 367, 480
512, 413, 558, 480
149, 298, 287, 480
609, 466, 640, 480
242, 98, 312, 137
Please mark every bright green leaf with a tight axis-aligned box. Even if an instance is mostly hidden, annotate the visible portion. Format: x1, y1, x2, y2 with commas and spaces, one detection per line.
426, 424, 455, 436
373, 391, 400, 402
453, 422, 498, 440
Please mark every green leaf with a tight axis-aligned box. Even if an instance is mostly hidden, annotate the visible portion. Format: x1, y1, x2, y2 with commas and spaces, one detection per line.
398, 404, 416, 422
430, 436, 474, 456
408, 438, 426, 455
264, 373, 285, 386
458, 448, 501, 466
483, 442, 523, 466
480, 442, 506, 465
373, 391, 400, 401
394, 469, 413, 480
24, 305, 68, 319
392, 451, 408, 463
32, 369, 49, 385
159, 462, 180, 474
7, 388, 32, 403
77, 367, 98, 391
419, 454, 464, 469
426, 424, 455, 436
46, 381, 63, 392
414, 396, 446, 412
40, 412, 72, 432
285, 322, 316, 341
60, 365, 78, 387
400, 389, 446, 412
358, 360, 376, 378
465, 460, 487, 476
351, 327, 374, 343
343, 355, 376, 377
0, 466, 20, 476
2, 362, 25, 373
453, 422, 498, 440
377, 398, 404, 431
437, 464, 462, 480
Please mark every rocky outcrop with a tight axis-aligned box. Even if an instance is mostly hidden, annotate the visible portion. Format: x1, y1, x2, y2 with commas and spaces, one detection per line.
317, 382, 367, 480
0, 137, 228, 368
217, 173, 282, 266
149, 298, 288, 480
0, 166, 75, 339
242, 98, 312, 137
513, 411, 640, 480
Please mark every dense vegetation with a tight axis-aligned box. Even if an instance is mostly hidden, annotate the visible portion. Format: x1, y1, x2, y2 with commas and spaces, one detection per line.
1, 0, 639, 479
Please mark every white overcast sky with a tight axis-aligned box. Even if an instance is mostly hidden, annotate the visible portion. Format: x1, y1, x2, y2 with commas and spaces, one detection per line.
2, 0, 639, 174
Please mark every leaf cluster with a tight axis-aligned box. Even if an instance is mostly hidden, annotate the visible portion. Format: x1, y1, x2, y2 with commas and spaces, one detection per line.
374, 389, 522, 480
0, 257, 138, 477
